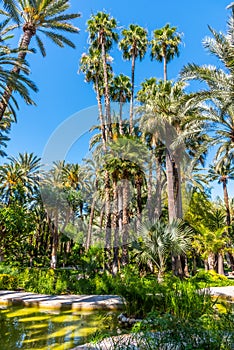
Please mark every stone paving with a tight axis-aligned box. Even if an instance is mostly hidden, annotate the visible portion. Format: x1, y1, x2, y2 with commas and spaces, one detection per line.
205, 286, 234, 300
0, 290, 123, 311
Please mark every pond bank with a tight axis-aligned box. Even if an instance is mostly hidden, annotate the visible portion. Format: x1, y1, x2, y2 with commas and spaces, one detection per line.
0, 290, 123, 311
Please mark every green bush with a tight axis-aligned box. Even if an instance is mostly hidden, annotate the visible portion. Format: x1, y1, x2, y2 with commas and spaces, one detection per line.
0, 274, 18, 290
132, 309, 234, 350
191, 269, 232, 287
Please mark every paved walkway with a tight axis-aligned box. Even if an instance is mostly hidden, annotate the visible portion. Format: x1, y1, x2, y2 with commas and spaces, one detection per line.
0, 290, 123, 311
205, 286, 234, 300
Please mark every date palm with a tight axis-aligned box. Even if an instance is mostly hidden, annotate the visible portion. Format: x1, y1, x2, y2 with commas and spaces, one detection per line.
0, 152, 41, 205
0, 16, 37, 119
0, 0, 80, 119
119, 24, 148, 134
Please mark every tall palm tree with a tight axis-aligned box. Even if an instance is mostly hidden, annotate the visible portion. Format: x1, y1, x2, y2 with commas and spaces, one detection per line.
0, 0, 80, 119
208, 158, 234, 229
119, 24, 148, 134
0, 16, 38, 119
87, 12, 118, 135
137, 77, 165, 220
150, 23, 181, 81
79, 48, 112, 147
180, 8, 234, 146
110, 73, 131, 135
140, 80, 189, 221
150, 24, 182, 222
0, 152, 41, 205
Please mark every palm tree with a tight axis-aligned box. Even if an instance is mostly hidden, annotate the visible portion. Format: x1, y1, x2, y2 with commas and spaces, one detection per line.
150, 24, 182, 223
119, 24, 148, 134
208, 158, 234, 229
0, 152, 41, 205
0, 16, 38, 119
0, 0, 80, 119
134, 219, 192, 282
150, 23, 181, 81
140, 80, 189, 221
110, 74, 131, 135
180, 9, 234, 159
137, 77, 165, 220
79, 48, 113, 147
87, 12, 118, 135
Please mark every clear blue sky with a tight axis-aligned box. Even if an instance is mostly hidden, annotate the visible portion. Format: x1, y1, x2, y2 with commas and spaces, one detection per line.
2, 0, 233, 198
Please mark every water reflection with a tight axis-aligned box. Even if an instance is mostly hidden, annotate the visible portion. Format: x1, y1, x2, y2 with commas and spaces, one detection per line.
0, 306, 116, 349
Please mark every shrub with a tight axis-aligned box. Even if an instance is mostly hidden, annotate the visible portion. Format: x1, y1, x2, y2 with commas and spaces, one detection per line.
191, 270, 232, 287
0, 274, 18, 290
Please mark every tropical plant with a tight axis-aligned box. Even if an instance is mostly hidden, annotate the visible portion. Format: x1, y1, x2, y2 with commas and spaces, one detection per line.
119, 24, 148, 134
134, 219, 192, 282
150, 23, 181, 81
0, 0, 80, 119
110, 73, 131, 135
87, 11, 118, 134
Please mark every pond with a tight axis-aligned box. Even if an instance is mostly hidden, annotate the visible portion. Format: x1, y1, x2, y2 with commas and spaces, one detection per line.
0, 305, 117, 350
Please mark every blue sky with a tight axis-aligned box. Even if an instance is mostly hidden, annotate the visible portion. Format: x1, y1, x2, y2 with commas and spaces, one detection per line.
2, 0, 233, 198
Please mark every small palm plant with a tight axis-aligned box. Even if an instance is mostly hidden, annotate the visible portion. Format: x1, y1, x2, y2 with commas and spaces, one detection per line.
134, 219, 192, 282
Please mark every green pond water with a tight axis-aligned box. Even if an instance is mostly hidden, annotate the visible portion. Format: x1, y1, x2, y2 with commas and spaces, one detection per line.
0, 305, 117, 350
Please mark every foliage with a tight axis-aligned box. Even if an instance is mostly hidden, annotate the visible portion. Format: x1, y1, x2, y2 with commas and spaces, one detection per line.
131, 309, 234, 350
0, 273, 17, 289
191, 269, 233, 287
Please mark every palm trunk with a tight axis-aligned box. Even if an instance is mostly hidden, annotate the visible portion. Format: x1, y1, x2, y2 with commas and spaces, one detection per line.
86, 192, 96, 250
95, 77, 106, 149
174, 161, 183, 218
112, 179, 119, 275
129, 53, 136, 134
119, 99, 124, 135
122, 179, 129, 265
104, 170, 112, 270
208, 252, 216, 271
135, 175, 142, 230
101, 41, 112, 139
166, 151, 176, 222
163, 53, 167, 82
217, 252, 224, 275
147, 157, 153, 221
155, 155, 162, 219
223, 180, 231, 228
0, 24, 35, 120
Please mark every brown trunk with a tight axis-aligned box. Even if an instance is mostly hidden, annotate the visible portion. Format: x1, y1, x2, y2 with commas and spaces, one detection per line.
174, 161, 183, 219
163, 53, 167, 82
0, 24, 35, 120
223, 180, 231, 228
112, 180, 119, 275
104, 170, 112, 270
136, 176, 142, 230
147, 157, 153, 221
101, 41, 112, 139
86, 194, 96, 250
95, 76, 106, 149
129, 53, 136, 134
122, 179, 129, 265
207, 252, 216, 271
217, 252, 224, 275
155, 155, 162, 219
166, 151, 176, 222
119, 99, 124, 135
